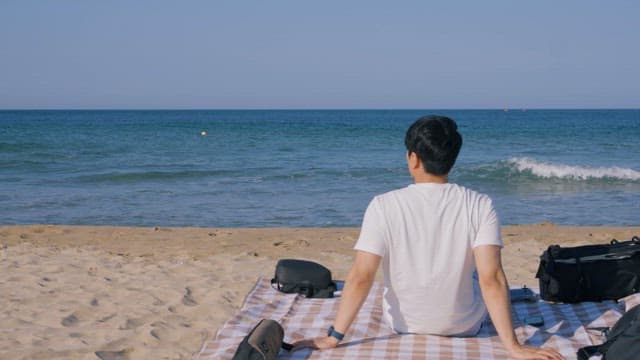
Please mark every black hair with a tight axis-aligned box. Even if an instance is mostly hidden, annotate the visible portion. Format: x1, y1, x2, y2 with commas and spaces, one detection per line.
404, 115, 462, 176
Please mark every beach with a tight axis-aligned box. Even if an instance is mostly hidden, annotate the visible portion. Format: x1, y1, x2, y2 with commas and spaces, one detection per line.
2, 0, 638, 358
2, 111, 638, 359
1, 225, 638, 359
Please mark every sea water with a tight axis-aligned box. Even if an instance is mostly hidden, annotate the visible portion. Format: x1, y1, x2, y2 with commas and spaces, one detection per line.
1, 110, 639, 227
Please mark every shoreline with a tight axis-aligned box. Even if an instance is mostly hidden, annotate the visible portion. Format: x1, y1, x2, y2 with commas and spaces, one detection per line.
2, 224, 639, 359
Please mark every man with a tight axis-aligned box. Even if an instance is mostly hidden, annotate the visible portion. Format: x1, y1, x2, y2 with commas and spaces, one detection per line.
293, 116, 563, 360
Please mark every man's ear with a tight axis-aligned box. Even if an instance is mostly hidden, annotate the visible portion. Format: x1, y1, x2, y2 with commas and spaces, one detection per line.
407, 151, 421, 170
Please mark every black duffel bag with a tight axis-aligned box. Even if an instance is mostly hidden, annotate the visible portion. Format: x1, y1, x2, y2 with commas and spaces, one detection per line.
271, 259, 337, 298
536, 236, 640, 303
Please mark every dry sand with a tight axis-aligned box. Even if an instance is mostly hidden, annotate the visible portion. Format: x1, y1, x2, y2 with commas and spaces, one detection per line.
1, 224, 639, 359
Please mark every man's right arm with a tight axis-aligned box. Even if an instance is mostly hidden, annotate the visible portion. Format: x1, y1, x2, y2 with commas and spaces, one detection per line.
473, 245, 564, 360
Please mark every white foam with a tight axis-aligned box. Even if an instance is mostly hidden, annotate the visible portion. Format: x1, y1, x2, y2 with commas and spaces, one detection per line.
507, 157, 640, 181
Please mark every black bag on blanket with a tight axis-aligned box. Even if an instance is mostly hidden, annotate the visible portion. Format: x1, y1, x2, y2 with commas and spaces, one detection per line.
232, 319, 292, 360
577, 304, 640, 360
536, 236, 640, 303
271, 259, 337, 298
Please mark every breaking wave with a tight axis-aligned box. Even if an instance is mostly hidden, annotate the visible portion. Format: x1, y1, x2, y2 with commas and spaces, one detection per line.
505, 157, 640, 181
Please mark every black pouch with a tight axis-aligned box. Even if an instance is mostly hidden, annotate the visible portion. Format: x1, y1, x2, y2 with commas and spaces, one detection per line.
271, 259, 337, 298
536, 236, 640, 303
232, 319, 292, 360
577, 304, 640, 360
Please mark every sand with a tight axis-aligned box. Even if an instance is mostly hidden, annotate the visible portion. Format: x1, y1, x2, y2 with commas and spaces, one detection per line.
1, 224, 639, 359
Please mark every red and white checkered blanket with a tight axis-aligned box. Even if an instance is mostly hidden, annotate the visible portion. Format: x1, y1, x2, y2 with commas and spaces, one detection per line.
197, 278, 640, 359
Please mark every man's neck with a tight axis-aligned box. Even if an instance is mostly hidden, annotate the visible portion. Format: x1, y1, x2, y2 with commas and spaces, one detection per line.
413, 172, 448, 184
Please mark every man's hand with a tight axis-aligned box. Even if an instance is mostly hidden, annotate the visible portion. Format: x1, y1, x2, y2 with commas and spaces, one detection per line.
508, 343, 565, 359
474, 245, 565, 360
290, 251, 380, 353
291, 336, 339, 352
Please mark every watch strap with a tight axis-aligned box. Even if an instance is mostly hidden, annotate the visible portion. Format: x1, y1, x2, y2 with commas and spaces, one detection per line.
327, 325, 345, 341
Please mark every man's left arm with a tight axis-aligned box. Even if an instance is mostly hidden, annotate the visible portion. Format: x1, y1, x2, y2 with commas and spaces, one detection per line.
292, 250, 381, 351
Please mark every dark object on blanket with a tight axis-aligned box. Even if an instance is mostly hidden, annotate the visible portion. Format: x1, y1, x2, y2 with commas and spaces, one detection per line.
271, 259, 337, 298
232, 319, 293, 360
510, 286, 537, 302
536, 236, 640, 303
577, 304, 640, 360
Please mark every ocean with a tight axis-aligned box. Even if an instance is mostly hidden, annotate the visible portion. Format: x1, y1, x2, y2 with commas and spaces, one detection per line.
1, 110, 639, 227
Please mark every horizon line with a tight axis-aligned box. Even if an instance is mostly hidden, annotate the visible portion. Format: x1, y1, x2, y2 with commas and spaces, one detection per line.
1, 107, 639, 111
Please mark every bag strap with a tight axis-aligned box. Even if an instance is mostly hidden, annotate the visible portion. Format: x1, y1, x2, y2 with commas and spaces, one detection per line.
611, 236, 640, 245
577, 344, 601, 360
312, 287, 334, 298
297, 280, 314, 297
577, 334, 622, 360
546, 246, 558, 274
271, 278, 315, 297
270, 278, 282, 291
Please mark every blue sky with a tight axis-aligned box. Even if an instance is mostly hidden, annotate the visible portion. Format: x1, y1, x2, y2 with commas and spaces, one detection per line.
1, 1, 638, 109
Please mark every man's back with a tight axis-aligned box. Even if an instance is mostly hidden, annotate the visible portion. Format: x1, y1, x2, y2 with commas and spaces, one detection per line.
355, 182, 502, 335
292, 115, 563, 359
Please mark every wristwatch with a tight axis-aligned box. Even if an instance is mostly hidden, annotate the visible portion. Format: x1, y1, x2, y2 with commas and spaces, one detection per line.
327, 325, 345, 341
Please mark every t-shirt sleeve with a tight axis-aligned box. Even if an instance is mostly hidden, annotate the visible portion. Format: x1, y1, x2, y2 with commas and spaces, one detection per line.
473, 196, 503, 248
354, 197, 387, 257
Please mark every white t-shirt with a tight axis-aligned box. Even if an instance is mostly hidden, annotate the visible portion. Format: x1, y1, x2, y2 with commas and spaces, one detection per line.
354, 183, 502, 336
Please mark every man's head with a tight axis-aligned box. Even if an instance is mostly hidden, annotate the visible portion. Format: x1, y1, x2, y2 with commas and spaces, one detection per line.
404, 115, 462, 176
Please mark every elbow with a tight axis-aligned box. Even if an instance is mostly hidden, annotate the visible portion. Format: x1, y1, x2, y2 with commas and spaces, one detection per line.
478, 271, 506, 291
346, 268, 375, 288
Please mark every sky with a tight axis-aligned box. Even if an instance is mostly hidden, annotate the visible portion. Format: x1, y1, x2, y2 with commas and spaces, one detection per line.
1, 1, 639, 109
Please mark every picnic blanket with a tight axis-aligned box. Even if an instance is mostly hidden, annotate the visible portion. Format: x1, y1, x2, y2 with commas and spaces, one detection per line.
197, 278, 640, 359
